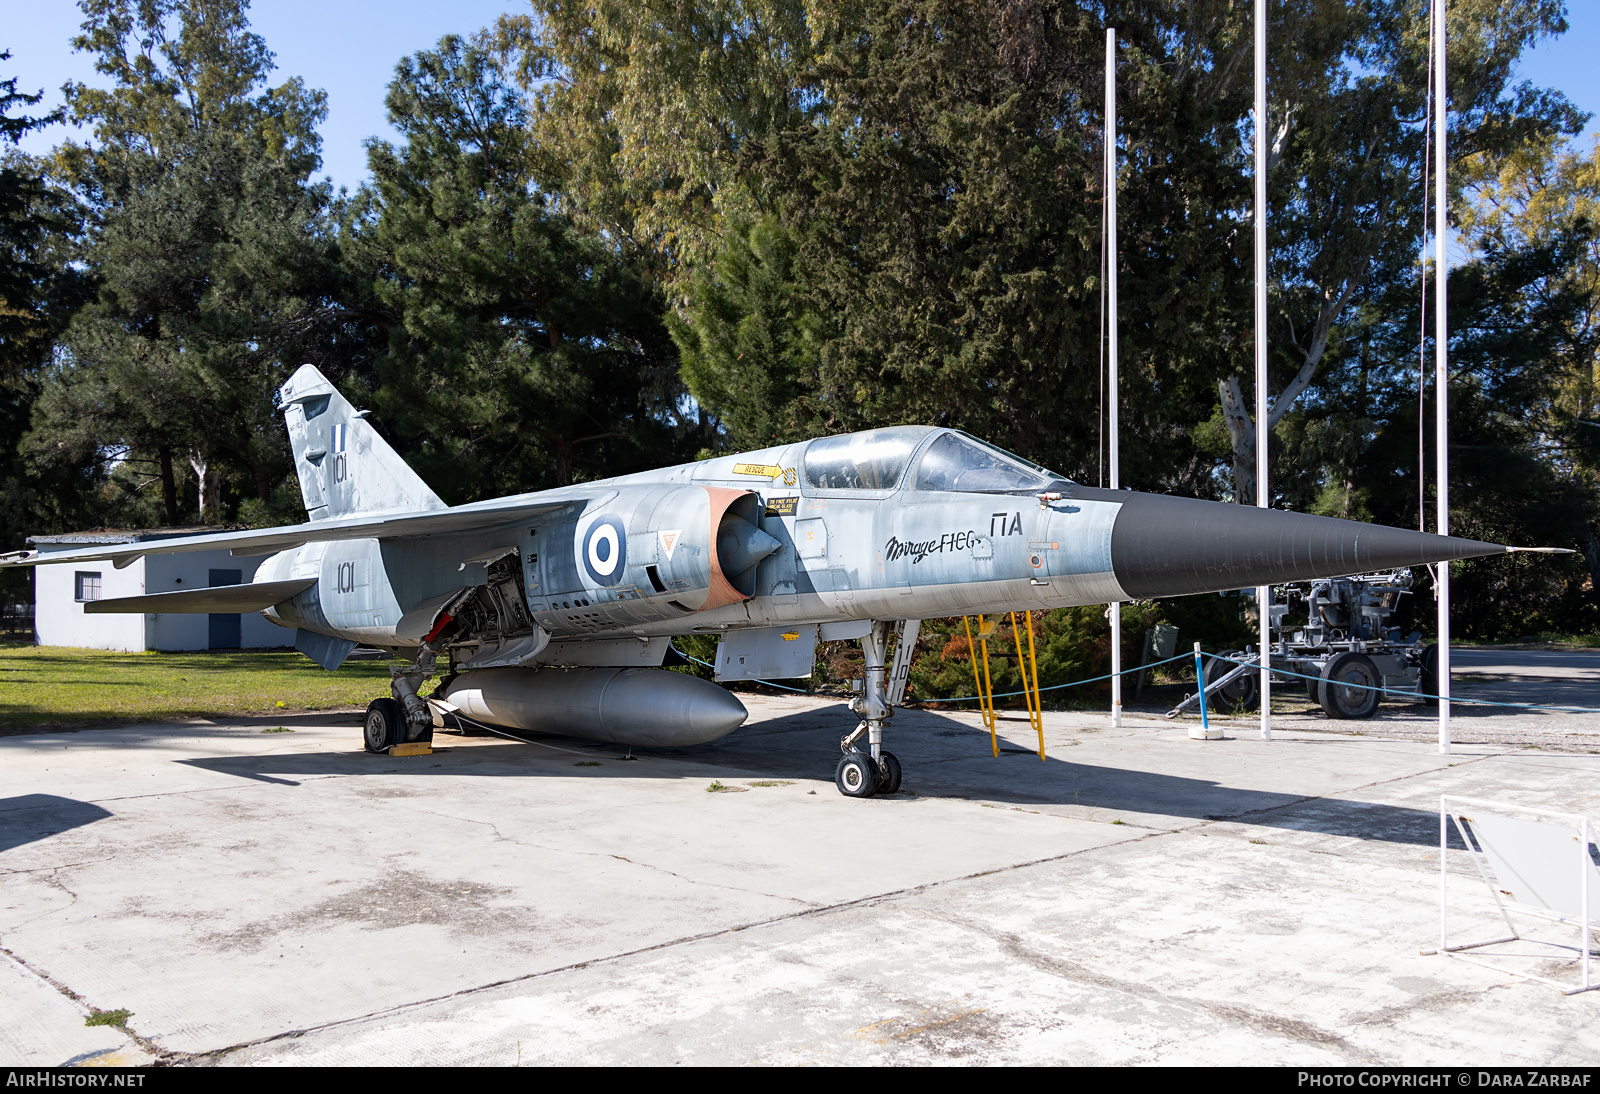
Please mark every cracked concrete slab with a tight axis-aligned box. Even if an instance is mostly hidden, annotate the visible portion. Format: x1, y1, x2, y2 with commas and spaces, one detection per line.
0, 953, 154, 1066
1, 690, 1597, 1065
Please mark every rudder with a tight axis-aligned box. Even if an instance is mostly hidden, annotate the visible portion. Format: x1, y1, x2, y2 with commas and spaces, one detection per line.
278, 364, 446, 521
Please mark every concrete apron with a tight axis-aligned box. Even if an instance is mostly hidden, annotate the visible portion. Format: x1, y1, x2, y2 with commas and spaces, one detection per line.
0, 696, 1595, 1066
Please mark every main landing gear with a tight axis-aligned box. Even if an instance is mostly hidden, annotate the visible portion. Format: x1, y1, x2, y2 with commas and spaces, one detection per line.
364, 639, 444, 754
834, 620, 919, 798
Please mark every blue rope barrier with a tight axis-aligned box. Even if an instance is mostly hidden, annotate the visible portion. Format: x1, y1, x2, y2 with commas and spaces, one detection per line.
680, 634, 1600, 716
670, 641, 1196, 703
1213, 653, 1600, 715
912, 651, 1196, 704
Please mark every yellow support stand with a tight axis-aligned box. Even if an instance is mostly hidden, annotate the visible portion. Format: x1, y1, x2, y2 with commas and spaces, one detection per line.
963, 614, 999, 757
1009, 610, 1046, 761
964, 613, 1045, 761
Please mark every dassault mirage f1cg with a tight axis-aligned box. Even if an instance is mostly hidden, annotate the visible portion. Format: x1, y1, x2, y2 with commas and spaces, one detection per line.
3, 365, 1524, 796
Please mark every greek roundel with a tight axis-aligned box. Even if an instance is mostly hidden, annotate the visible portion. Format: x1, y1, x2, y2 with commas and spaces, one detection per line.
581, 515, 628, 586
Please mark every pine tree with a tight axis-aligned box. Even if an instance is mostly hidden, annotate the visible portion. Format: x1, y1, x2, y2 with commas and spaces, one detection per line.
35, 0, 335, 525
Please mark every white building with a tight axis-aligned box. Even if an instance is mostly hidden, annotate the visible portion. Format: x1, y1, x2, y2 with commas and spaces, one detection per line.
29, 529, 289, 652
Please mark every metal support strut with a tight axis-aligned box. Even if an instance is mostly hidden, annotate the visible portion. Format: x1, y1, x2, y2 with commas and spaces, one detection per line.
390, 645, 438, 737
846, 621, 893, 761
389, 587, 472, 738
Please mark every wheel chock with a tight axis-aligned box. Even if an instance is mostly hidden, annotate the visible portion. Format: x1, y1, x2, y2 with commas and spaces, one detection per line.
388, 741, 433, 757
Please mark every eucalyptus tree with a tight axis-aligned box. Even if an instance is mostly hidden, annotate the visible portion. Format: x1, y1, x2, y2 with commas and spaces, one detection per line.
1218, 0, 1580, 506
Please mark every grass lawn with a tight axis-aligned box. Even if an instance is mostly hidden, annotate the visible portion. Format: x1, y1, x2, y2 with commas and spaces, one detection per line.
0, 643, 395, 733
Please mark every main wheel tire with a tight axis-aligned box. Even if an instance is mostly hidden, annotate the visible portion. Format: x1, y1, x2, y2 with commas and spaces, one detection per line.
364, 698, 404, 753
1203, 652, 1259, 712
1318, 652, 1382, 720
1419, 643, 1441, 707
878, 751, 903, 795
835, 751, 881, 798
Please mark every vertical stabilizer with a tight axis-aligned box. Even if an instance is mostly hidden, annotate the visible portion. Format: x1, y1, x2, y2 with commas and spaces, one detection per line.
278, 365, 446, 520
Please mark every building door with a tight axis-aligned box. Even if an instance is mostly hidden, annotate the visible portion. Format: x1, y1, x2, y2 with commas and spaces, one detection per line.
208, 569, 242, 649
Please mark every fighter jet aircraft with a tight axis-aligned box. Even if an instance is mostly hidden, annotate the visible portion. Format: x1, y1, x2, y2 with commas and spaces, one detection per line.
1, 364, 1526, 796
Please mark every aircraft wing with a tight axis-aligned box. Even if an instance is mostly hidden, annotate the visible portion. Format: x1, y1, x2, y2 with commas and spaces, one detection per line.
83, 578, 319, 614
0, 497, 576, 570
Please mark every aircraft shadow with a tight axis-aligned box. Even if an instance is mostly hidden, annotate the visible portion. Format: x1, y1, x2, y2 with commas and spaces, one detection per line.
177, 701, 1466, 848
1, 709, 366, 742
0, 794, 114, 853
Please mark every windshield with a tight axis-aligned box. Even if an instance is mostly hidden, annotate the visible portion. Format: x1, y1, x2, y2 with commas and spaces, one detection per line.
913, 432, 1055, 493
803, 428, 925, 490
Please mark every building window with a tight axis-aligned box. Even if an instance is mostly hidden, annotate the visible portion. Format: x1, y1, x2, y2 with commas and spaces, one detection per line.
75, 572, 102, 601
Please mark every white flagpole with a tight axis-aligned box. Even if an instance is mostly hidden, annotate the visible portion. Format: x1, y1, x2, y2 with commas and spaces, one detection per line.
1434, 0, 1451, 754
1106, 26, 1122, 729
1255, 0, 1271, 741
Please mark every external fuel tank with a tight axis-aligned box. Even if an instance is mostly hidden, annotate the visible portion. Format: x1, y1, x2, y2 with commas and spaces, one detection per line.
434, 666, 748, 747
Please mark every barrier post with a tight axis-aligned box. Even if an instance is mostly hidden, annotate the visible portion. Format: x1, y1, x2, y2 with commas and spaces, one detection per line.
1189, 642, 1222, 740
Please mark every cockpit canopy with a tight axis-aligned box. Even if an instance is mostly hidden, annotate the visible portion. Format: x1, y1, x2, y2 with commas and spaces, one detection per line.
912, 431, 1057, 493
801, 426, 1064, 494
803, 427, 931, 490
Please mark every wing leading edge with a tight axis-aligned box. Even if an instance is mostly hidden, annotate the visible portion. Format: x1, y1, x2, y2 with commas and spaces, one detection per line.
82, 578, 318, 614
0, 497, 575, 570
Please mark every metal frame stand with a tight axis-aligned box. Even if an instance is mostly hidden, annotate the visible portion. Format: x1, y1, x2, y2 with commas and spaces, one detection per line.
1427, 795, 1597, 994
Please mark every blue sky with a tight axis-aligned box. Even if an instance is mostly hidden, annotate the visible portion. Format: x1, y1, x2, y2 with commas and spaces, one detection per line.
5, 1, 1599, 194
5, 0, 514, 192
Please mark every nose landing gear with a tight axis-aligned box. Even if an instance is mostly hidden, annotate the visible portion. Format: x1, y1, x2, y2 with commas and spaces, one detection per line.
834, 620, 917, 797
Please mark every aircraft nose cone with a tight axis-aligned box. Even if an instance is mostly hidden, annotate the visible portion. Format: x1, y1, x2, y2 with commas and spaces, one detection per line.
1103, 492, 1508, 599
718, 515, 781, 575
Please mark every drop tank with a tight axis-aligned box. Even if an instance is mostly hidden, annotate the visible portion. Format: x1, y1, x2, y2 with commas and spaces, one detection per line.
434, 666, 748, 747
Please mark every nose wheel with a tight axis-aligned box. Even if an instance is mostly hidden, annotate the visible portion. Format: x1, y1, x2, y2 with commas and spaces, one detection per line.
877, 750, 902, 794
835, 751, 878, 797
834, 748, 902, 798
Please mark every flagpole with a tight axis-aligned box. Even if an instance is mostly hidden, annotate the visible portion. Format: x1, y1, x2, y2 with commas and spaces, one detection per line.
1106, 26, 1122, 729
1434, 0, 1451, 754
1255, 0, 1271, 741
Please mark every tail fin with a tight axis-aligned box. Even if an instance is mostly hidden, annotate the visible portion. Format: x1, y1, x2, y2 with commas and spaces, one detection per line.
278, 364, 446, 520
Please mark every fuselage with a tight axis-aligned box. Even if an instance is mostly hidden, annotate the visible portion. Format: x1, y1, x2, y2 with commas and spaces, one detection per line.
254, 426, 1123, 651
